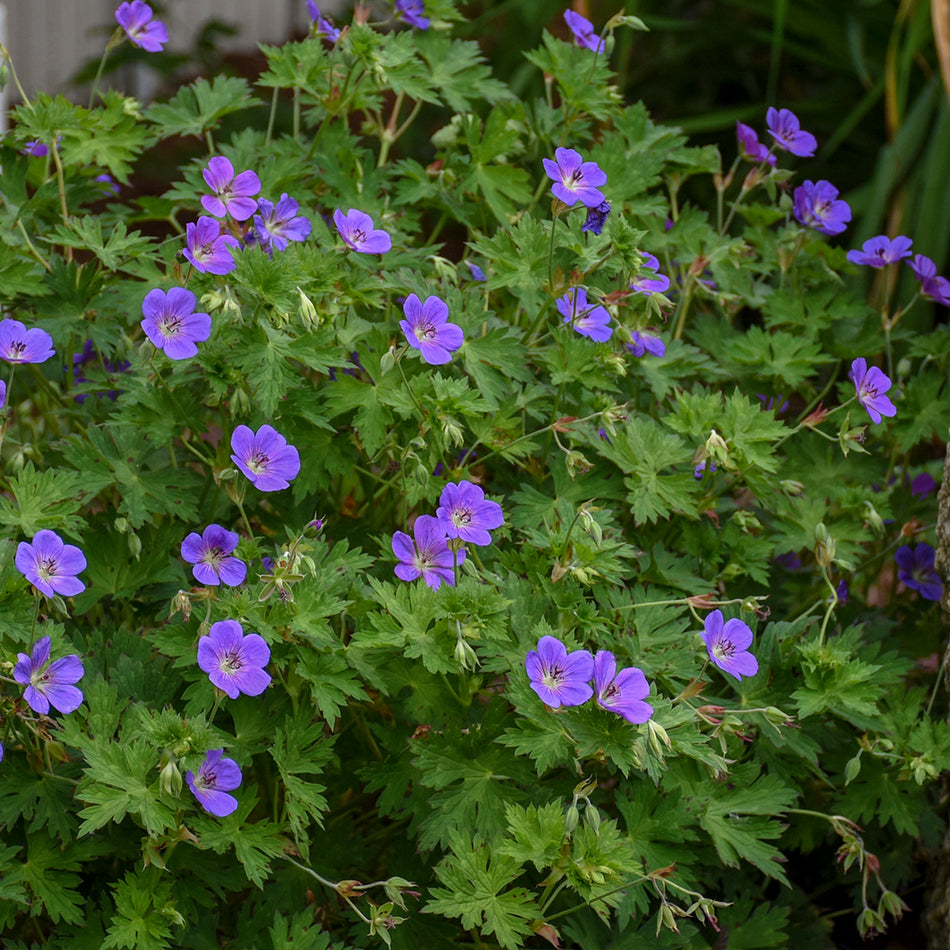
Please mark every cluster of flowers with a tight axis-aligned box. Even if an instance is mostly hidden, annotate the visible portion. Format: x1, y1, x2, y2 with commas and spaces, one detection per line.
846, 235, 950, 306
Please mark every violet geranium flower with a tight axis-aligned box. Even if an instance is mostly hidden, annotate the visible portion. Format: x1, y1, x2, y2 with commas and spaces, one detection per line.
183, 217, 240, 275
197, 620, 271, 699
593, 650, 653, 723
766, 107, 817, 157
333, 209, 392, 254
181, 524, 247, 586
306, 1, 341, 41
793, 180, 852, 236
525, 635, 594, 708
701, 610, 758, 680
556, 287, 611, 342
908, 254, 950, 306
201, 157, 261, 221
735, 122, 776, 166
581, 200, 611, 235
626, 330, 666, 358
846, 235, 913, 268
252, 194, 311, 254
21, 141, 50, 157
630, 253, 670, 295
0, 319, 55, 365
399, 294, 464, 365
13, 636, 84, 715
392, 514, 465, 589
15, 530, 86, 597
186, 749, 242, 817
140, 287, 211, 360
849, 358, 897, 424
895, 543, 943, 602
395, 0, 430, 30
564, 10, 604, 53
436, 480, 504, 546
466, 261, 487, 281
114, 1, 169, 53
543, 147, 607, 209
230, 424, 301, 492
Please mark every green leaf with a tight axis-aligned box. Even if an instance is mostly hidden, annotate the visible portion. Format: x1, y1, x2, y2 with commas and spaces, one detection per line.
196, 795, 284, 888
103, 869, 182, 950
146, 76, 262, 138
0, 462, 107, 536
416, 35, 512, 112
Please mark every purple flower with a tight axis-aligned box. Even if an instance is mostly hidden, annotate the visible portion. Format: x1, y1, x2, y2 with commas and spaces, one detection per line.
200, 157, 261, 221
197, 620, 271, 699
95, 173, 120, 196
593, 651, 653, 723
0, 319, 55, 364
911, 472, 937, 497
230, 424, 301, 492
766, 107, 817, 157
140, 287, 211, 360
525, 635, 594, 708
563, 9, 604, 53
895, 543, 943, 601
395, 0, 430, 29
186, 749, 242, 817
835, 579, 849, 605
0, 380, 6, 409
627, 330, 666, 358
436, 480, 504, 546
908, 254, 950, 306
556, 287, 611, 342
21, 141, 50, 157
775, 551, 802, 572
183, 217, 240, 275
114, 1, 168, 53
793, 180, 852, 236
846, 235, 913, 268
849, 358, 897, 424
71, 340, 129, 403
13, 636, 84, 715
542, 147, 607, 209
630, 253, 670, 295
399, 294, 464, 365
181, 524, 247, 586
693, 459, 717, 479
392, 514, 465, 590
333, 208, 392, 254
701, 610, 758, 680
466, 261, 487, 281
581, 200, 611, 235
252, 194, 311, 253
735, 122, 776, 166
15, 530, 86, 597
306, 1, 341, 41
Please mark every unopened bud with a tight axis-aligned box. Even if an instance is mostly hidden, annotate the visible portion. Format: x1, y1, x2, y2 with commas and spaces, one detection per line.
584, 804, 601, 833
127, 532, 142, 559
296, 287, 319, 327
564, 805, 579, 834
863, 501, 885, 536
454, 637, 477, 671
896, 357, 912, 379
780, 479, 804, 496
170, 590, 192, 621
159, 759, 183, 798
379, 346, 396, 377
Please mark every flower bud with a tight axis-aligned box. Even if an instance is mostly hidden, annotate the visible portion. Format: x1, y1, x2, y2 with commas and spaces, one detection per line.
454, 637, 478, 671
127, 532, 142, 559
564, 805, 579, 834
896, 357, 912, 379
863, 501, 885, 536
779, 479, 804, 496
296, 287, 319, 327
159, 758, 183, 798
170, 590, 192, 621
379, 346, 396, 377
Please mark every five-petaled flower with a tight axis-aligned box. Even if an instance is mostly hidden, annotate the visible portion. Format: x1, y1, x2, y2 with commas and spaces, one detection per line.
395, 0, 430, 30
895, 543, 942, 601
564, 9, 604, 53
908, 254, 950, 306
0, 318, 55, 364
627, 330, 666, 358
849, 358, 897, 424
543, 147, 607, 209
701, 610, 758, 680
114, 1, 168, 52
230, 424, 301, 492
13, 635, 84, 715
436, 480, 504, 546
766, 107, 817, 157
793, 180, 852, 236
186, 749, 242, 817
736, 122, 776, 166
252, 194, 312, 254
197, 620, 271, 699
593, 650, 653, 723
557, 287, 611, 342
630, 253, 670, 295
581, 200, 611, 235
201, 156, 261, 221
15, 530, 86, 597
399, 294, 464, 365
181, 524, 247, 586
333, 208, 392, 254
525, 635, 594, 708
392, 514, 465, 589
184, 217, 240, 274
140, 288, 211, 360
846, 235, 913, 268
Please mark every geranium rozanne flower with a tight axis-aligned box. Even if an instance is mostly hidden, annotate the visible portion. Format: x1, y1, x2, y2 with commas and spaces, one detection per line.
766, 107, 817, 157
525, 635, 594, 708
466, 261, 487, 282
184, 217, 240, 274
736, 122, 776, 166
895, 543, 943, 602
115, 1, 168, 52
0, 319, 55, 364
395, 0, 429, 29
543, 148, 607, 209
908, 254, 950, 305
141, 287, 211, 360
201, 157, 261, 221
793, 180, 852, 236
849, 358, 897, 424
230, 424, 301, 492
564, 9, 604, 53
627, 330, 666, 358
846, 235, 913, 268
186, 749, 242, 817
13, 636, 84, 715
392, 514, 465, 589
181, 524, 247, 586
399, 294, 464, 365
21, 141, 50, 157
15, 530, 86, 597
436, 480, 504, 546
252, 194, 311, 253
593, 651, 653, 723
630, 253, 670, 295
333, 209, 392, 254
306, 1, 341, 41
701, 610, 758, 680
0, 380, 6, 409
581, 200, 611, 235
556, 287, 611, 342
197, 620, 271, 699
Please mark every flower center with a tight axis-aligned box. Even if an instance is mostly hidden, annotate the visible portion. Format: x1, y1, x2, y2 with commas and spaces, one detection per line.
202, 545, 225, 568
713, 639, 736, 660
451, 508, 472, 527
158, 315, 182, 338
413, 551, 435, 573
416, 321, 436, 341
220, 650, 244, 675
541, 664, 565, 690
10, 342, 26, 358
246, 451, 270, 475
36, 557, 58, 583
197, 769, 217, 791
351, 228, 366, 245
